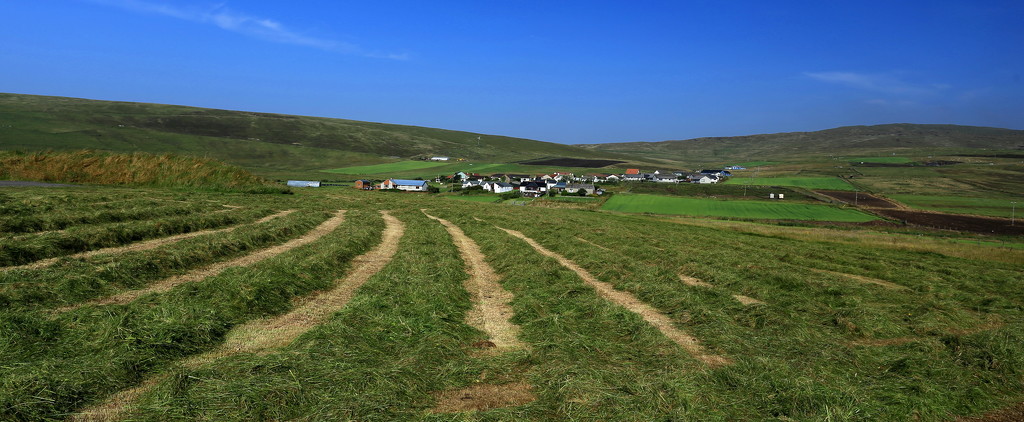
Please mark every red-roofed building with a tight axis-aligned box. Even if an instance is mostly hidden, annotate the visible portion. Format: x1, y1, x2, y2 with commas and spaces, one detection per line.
625, 168, 640, 175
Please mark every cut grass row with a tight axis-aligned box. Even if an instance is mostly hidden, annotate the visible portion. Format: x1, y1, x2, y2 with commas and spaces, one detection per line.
456, 201, 1023, 419
602, 193, 877, 222
0, 206, 269, 267
0, 209, 322, 310
93, 209, 485, 420
0, 201, 226, 235
0, 208, 384, 420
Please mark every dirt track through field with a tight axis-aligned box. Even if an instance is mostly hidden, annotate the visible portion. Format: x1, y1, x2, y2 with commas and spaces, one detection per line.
679, 274, 765, 306
502, 228, 730, 366
7, 209, 294, 271
57, 210, 337, 312
810, 268, 908, 290
424, 212, 523, 351
69, 210, 387, 421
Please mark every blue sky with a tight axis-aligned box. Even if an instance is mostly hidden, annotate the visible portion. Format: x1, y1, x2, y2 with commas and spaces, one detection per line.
2, 1, 1022, 144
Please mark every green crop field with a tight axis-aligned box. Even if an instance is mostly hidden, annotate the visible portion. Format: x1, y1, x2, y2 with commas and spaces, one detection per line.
724, 176, 855, 190
601, 194, 876, 221
0, 181, 1022, 421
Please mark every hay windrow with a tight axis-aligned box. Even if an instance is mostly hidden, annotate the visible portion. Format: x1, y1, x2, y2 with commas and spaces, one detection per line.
423, 211, 524, 351
501, 228, 730, 366
59, 209, 337, 312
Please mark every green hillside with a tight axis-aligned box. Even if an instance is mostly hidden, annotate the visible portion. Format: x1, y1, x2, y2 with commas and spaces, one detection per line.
578, 124, 1024, 165
0, 93, 638, 179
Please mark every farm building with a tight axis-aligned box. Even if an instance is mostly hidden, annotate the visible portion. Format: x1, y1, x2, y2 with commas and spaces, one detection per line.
287, 180, 321, 188
380, 179, 429, 191
429, 156, 450, 161
354, 180, 374, 190
565, 183, 596, 194
625, 168, 641, 175
519, 181, 548, 197
483, 182, 515, 193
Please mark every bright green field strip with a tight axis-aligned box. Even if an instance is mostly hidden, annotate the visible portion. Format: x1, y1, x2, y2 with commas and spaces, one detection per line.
849, 156, 914, 163
321, 161, 449, 174
446, 195, 500, 203
724, 176, 854, 190
602, 194, 876, 221
889, 194, 1019, 218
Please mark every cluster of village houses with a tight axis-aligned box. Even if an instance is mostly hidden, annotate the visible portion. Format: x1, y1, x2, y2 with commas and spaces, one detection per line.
354, 168, 734, 197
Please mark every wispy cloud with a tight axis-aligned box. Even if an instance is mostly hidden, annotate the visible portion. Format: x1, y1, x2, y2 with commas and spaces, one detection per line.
88, 0, 407, 59
803, 71, 946, 96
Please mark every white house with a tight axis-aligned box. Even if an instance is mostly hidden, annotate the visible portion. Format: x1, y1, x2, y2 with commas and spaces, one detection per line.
429, 156, 450, 161
694, 175, 720, 184
462, 180, 485, 189
484, 182, 515, 193
381, 179, 429, 191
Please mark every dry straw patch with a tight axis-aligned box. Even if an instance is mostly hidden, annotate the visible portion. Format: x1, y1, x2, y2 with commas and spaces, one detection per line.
423, 212, 524, 352
679, 274, 765, 306
501, 228, 730, 366
430, 382, 536, 413
809, 268, 908, 290
57, 209, 332, 312
7, 209, 295, 272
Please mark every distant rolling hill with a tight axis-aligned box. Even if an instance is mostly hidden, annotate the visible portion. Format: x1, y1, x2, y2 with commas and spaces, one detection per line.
578, 124, 1024, 165
0, 93, 636, 179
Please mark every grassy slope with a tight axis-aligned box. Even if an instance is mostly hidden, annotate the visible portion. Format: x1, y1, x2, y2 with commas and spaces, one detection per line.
0, 93, 639, 179
578, 124, 1024, 165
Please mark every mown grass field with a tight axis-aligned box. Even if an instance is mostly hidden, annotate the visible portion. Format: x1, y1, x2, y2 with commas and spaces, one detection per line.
602, 193, 877, 221
723, 176, 855, 191
0, 185, 1021, 421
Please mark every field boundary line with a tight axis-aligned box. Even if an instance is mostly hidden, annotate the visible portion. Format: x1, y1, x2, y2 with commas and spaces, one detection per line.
57, 210, 338, 312
6, 209, 295, 271
500, 228, 730, 366
423, 211, 524, 351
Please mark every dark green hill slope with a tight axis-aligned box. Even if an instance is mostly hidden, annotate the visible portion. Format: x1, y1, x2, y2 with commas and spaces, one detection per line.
0, 93, 630, 177
578, 124, 1024, 164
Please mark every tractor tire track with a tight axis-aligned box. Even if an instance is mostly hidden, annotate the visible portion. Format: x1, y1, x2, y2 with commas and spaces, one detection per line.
424, 212, 524, 351
57, 210, 336, 312
7, 209, 294, 271
501, 228, 730, 366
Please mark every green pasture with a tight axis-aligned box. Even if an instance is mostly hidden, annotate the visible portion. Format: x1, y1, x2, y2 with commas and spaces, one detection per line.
321, 161, 629, 180
446, 195, 501, 203
734, 161, 779, 167
723, 176, 854, 190
321, 160, 450, 174
602, 194, 876, 221
849, 156, 915, 164
889, 194, 1020, 218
